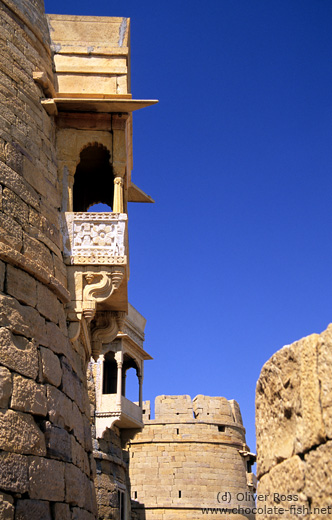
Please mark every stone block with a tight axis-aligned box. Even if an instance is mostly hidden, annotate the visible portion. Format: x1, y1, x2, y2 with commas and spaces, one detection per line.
0, 211, 22, 251
36, 281, 59, 322
46, 321, 71, 358
45, 422, 72, 462
0, 409, 46, 455
40, 346, 62, 387
305, 440, 332, 506
15, 499, 51, 520
0, 327, 38, 379
53, 503, 71, 520
0, 366, 12, 407
71, 402, 85, 447
6, 264, 37, 307
65, 463, 85, 508
0, 452, 28, 493
61, 357, 84, 412
0, 492, 14, 520
317, 326, 332, 438
71, 508, 95, 520
12, 374, 47, 416
24, 233, 53, 273
0, 259, 5, 291
0, 292, 47, 342
46, 384, 73, 431
29, 456, 65, 501
256, 331, 327, 478
3, 187, 28, 224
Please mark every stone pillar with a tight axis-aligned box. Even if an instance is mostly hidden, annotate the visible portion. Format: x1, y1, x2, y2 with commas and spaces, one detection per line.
113, 177, 124, 212
138, 375, 143, 408
112, 114, 127, 212
115, 351, 123, 406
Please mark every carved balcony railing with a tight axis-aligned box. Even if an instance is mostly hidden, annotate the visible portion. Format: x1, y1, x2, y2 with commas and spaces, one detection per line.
64, 212, 127, 265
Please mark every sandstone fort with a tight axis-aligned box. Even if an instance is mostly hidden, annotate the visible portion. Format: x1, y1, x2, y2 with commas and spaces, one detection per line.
0, 1, 331, 519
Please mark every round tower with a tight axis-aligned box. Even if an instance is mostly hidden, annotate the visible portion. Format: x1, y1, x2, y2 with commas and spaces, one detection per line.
128, 395, 256, 520
0, 1, 97, 517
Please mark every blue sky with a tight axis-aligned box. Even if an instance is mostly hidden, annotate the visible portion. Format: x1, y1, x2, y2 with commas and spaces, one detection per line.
45, 0, 332, 452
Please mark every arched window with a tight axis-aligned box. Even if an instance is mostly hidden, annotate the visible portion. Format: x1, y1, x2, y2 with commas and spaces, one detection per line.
103, 352, 117, 394
122, 355, 139, 400
73, 144, 114, 212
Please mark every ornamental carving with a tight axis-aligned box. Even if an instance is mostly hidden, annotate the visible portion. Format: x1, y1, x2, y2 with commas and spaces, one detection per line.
65, 212, 127, 265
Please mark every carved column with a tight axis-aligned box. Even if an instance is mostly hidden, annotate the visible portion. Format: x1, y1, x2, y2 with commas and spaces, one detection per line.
115, 351, 123, 406
138, 374, 143, 408
113, 177, 124, 212
96, 354, 105, 410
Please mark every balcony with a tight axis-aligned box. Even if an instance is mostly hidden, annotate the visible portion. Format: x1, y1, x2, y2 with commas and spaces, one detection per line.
64, 212, 127, 266
95, 394, 143, 437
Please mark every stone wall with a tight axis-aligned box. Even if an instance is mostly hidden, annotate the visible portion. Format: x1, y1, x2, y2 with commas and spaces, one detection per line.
88, 361, 131, 520
0, 0, 97, 517
256, 324, 332, 519
128, 395, 255, 520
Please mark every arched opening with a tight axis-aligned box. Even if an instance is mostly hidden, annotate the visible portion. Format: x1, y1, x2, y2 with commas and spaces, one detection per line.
122, 355, 139, 401
73, 144, 114, 212
103, 351, 117, 394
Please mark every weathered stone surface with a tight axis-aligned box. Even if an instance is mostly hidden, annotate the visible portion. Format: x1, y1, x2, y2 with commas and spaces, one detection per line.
46, 384, 73, 431
46, 321, 71, 358
23, 233, 53, 273
71, 401, 85, 447
12, 374, 47, 416
256, 331, 327, 478
29, 456, 65, 501
36, 280, 59, 322
53, 502, 71, 520
0, 293, 47, 344
0, 452, 28, 493
45, 422, 72, 462
0, 211, 23, 251
15, 499, 51, 520
6, 264, 37, 307
40, 346, 62, 387
0, 327, 38, 379
305, 440, 332, 508
0, 409, 46, 455
317, 326, 332, 438
0, 366, 12, 407
71, 508, 95, 520
0, 259, 5, 291
3, 187, 29, 225
0, 492, 14, 520
62, 357, 84, 412
65, 463, 85, 508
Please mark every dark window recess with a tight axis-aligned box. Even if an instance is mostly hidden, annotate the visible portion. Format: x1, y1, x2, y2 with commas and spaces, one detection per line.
218, 425, 225, 432
103, 356, 117, 394
179, 490, 181, 498
247, 461, 252, 473
73, 144, 114, 212
134, 491, 137, 499
176, 429, 179, 435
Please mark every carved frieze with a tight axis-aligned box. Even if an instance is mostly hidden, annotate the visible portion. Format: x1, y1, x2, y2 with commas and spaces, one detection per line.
64, 212, 127, 265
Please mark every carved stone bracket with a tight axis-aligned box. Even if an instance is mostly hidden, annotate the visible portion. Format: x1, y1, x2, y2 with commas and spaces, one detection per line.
91, 311, 119, 361
82, 268, 125, 323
